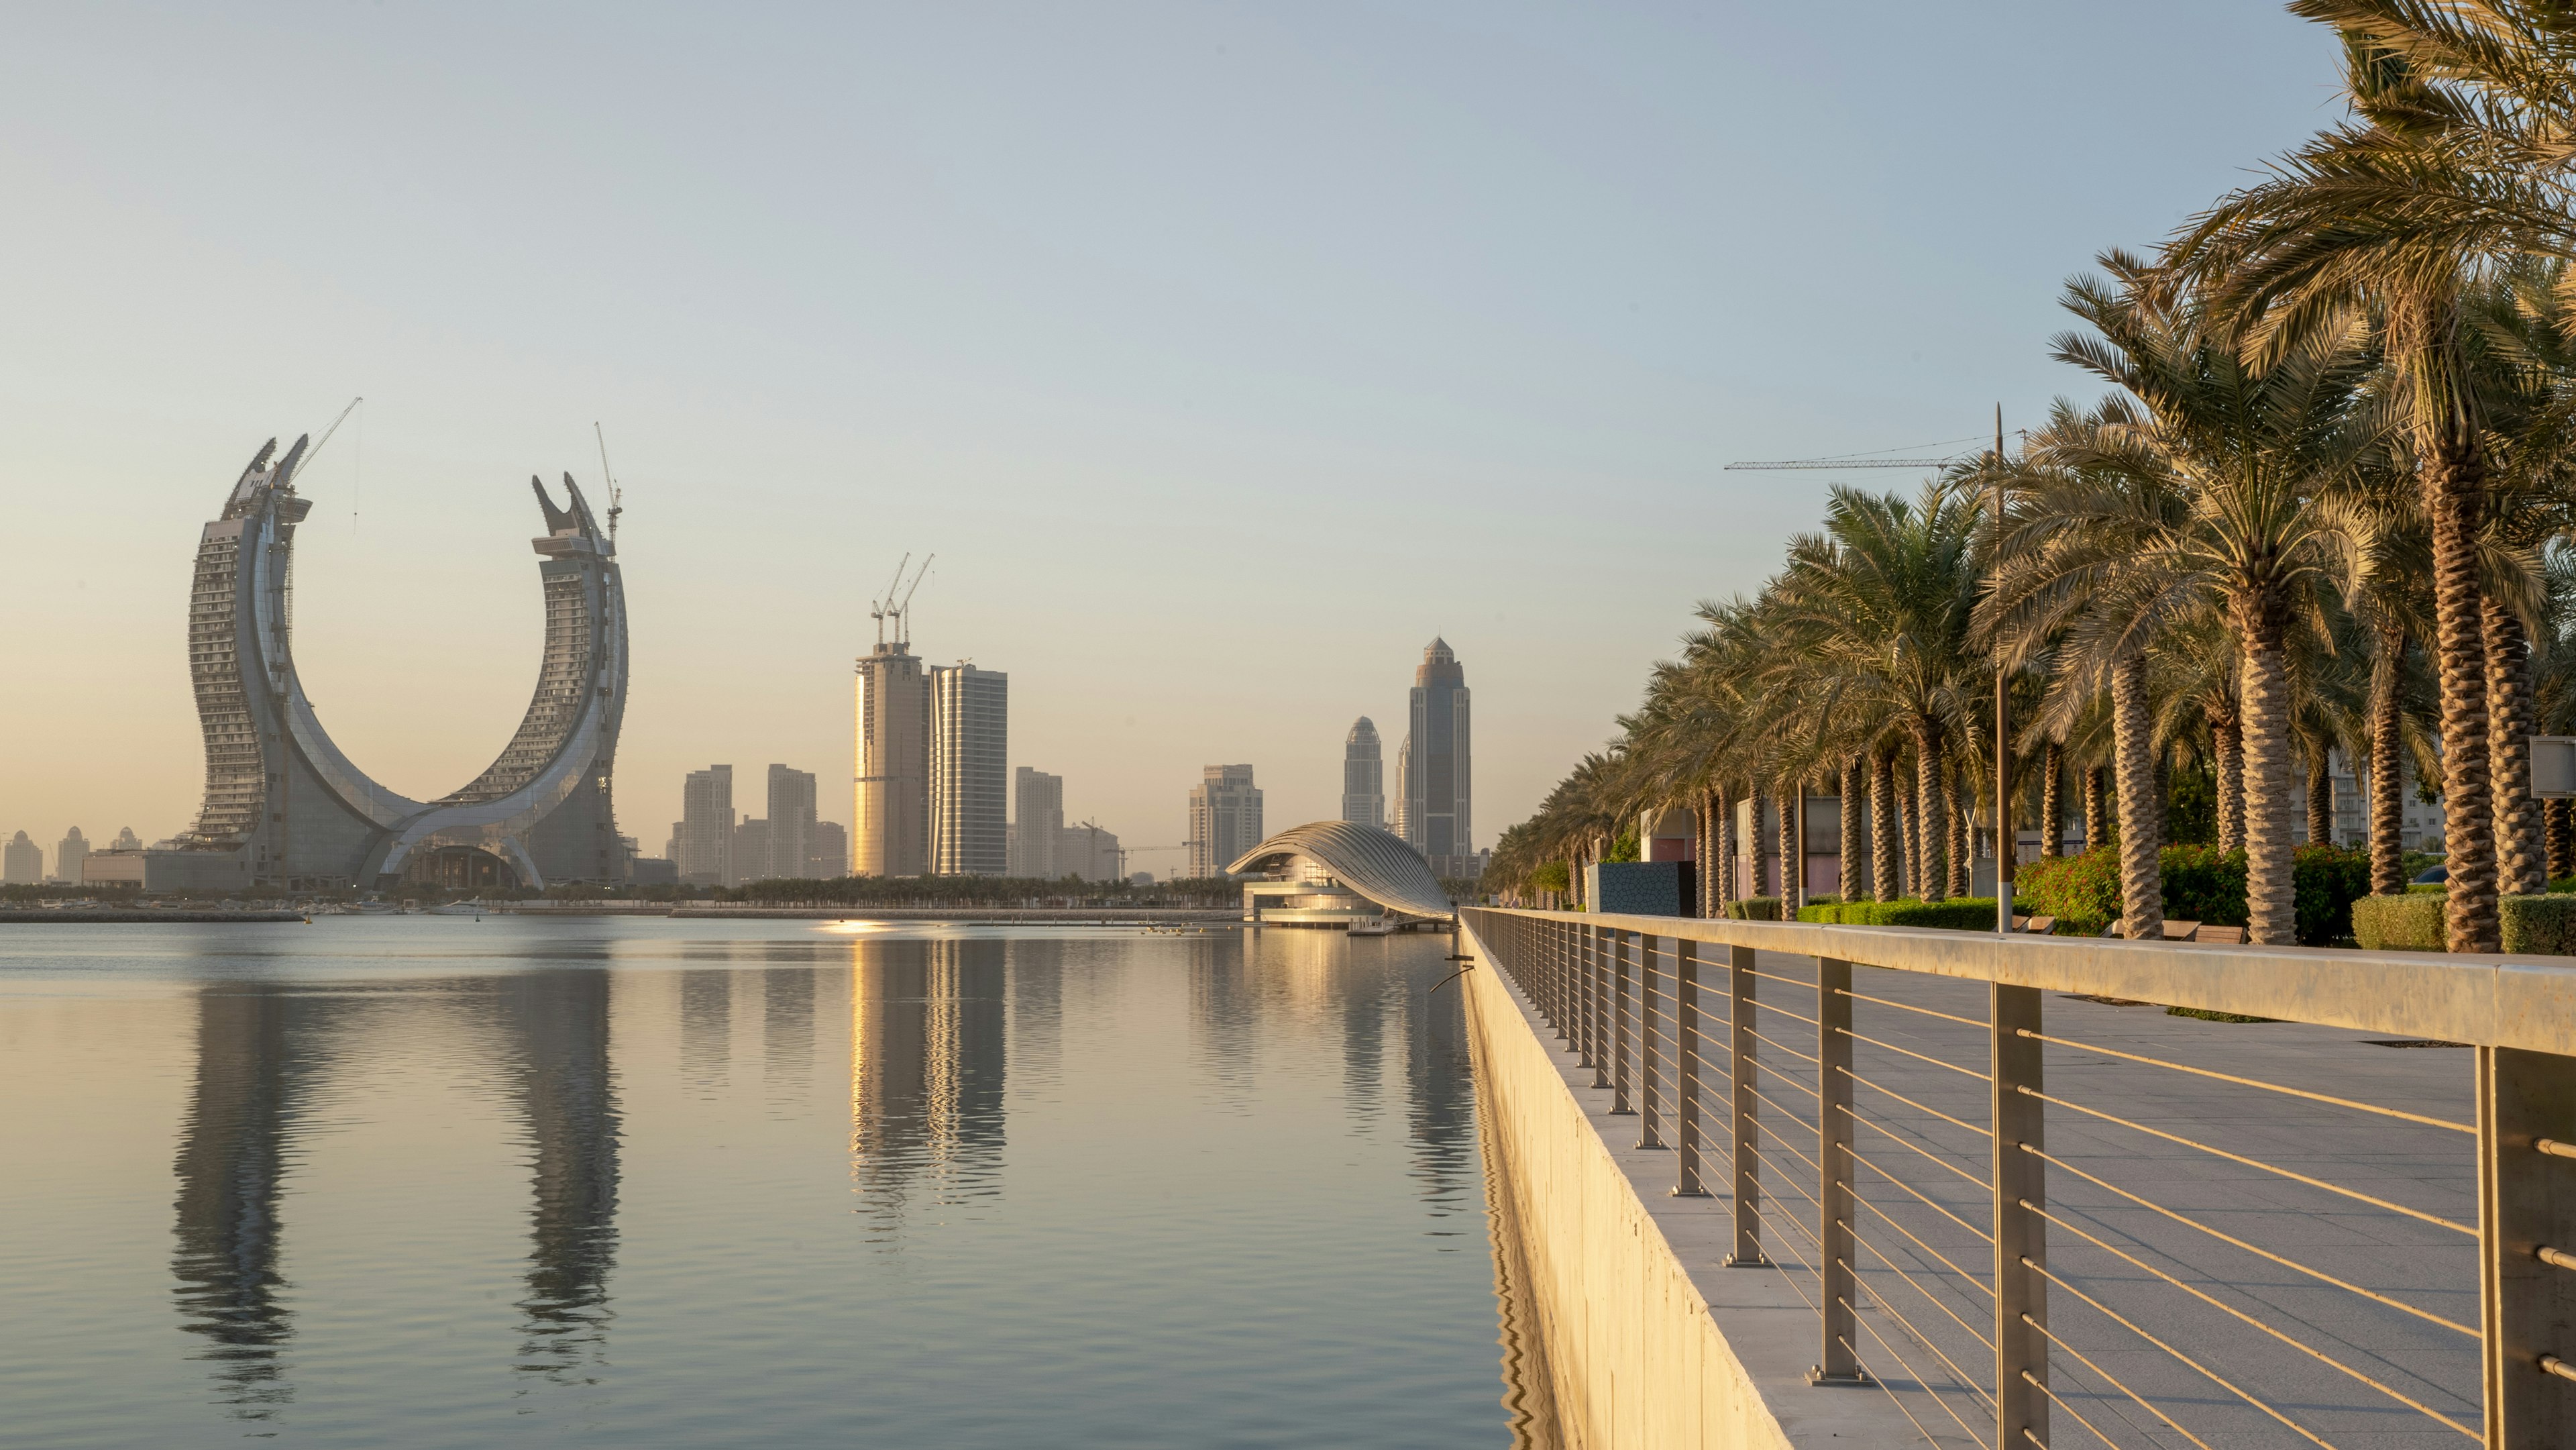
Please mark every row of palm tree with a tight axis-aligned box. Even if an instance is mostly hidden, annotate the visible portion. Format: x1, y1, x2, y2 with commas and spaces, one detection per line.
1488, 3, 2576, 951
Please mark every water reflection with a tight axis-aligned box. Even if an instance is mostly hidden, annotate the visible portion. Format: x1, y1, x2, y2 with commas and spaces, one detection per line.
680, 969, 732, 1095
494, 970, 622, 1380
763, 966, 814, 1108
849, 939, 1008, 1231
169, 972, 627, 1410
170, 984, 326, 1418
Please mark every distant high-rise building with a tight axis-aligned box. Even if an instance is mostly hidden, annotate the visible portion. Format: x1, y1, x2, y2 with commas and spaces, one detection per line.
1342, 718, 1385, 830
1057, 821, 1122, 882
678, 766, 735, 886
3, 831, 40, 886
55, 827, 90, 884
808, 821, 848, 878
1012, 768, 1064, 877
929, 664, 1009, 876
733, 818, 769, 886
765, 765, 818, 880
1391, 734, 1412, 843
1187, 764, 1263, 878
1399, 638, 1472, 872
109, 827, 143, 851
855, 640, 931, 877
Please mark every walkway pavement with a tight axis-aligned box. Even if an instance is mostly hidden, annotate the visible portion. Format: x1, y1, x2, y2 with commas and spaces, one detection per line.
1485, 939, 2481, 1449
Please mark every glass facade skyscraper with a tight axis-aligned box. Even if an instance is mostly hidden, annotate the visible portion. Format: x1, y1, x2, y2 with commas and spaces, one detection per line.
1400, 639, 1472, 874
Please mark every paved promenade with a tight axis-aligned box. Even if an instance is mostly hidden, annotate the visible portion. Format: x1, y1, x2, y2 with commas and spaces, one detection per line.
1483, 939, 2481, 1449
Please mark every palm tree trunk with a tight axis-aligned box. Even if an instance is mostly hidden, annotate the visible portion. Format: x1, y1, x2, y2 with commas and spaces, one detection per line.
2369, 624, 2408, 895
2084, 766, 2108, 853
2425, 417, 2498, 950
2548, 798, 2573, 883
1778, 779, 1803, 910
1901, 793, 1921, 899
1948, 766, 1971, 899
1839, 755, 1864, 905
1911, 723, 1949, 904
2238, 598, 2298, 945
2111, 656, 2165, 939
1716, 784, 1735, 905
2306, 753, 2332, 845
2485, 598, 2544, 896
2040, 743, 2065, 858
1748, 787, 1769, 898
1872, 749, 1900, 902
2211, 701, 2245, 856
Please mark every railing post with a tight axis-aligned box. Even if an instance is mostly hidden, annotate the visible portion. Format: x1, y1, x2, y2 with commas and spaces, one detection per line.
1576, 932, 1597, 1092
1726, 943, 1766, 1267
1611, 929, 1635, 1115
1638, 933, 1664, 1148
1813, 956, 1862, 1384
2478, 1046, 2576, 1446
1674, 940, 1705, 1193
1993, 984, 2049, 1449
1573, 923, 1595, 1069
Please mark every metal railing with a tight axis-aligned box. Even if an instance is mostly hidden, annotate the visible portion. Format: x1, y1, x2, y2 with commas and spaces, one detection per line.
1462, 907, 2576, 1449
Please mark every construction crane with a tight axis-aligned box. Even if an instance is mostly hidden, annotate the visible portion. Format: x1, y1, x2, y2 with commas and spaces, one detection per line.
869, 554, 934, 649
1722, 434, 1984, 472
593, 423, 623, 544
286, 396, 364, 486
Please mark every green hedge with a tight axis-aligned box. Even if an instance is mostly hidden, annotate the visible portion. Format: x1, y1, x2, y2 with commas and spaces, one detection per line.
2353, 892, 2444, 951
2012, 845, 2371, 945
1723, 897, 1782, 921
1797, 897, 1999, 930
2507, 894, 2576, 955
2351, 890, 2576, 954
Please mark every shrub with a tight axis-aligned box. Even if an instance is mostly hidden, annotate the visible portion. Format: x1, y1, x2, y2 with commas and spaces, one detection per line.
2504, 894, 2576, 956
1799, 898, 1998, 930
2016, 851, 2120, 933
2353, 892, 2444, 951
2159, 845, 2247, 927
2291, 845, 2371, 946
1725, 896, 1781, 921
2352, 890, 2576, 955
2013, 844, 2367, 945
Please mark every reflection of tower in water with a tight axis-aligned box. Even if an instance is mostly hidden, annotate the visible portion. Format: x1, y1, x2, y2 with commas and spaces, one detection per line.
171, 972, 626, 1408
492, 970, 621, 1378
170, 985, 321, 1418
1401, 941, 1479, 1222
849, 938, 1008, 1226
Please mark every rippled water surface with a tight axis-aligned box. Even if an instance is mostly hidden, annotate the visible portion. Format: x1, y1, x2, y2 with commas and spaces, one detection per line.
0, 918, 1536, 1447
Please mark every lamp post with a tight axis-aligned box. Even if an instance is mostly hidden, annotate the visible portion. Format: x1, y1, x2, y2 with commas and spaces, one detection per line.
1993, 405, 2015, 935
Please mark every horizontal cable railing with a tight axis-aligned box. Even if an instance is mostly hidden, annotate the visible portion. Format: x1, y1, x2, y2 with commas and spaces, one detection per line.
1463, 907, 2548, 1449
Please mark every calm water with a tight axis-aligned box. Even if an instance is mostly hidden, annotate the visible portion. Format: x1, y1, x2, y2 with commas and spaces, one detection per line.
0, 918, 1547, 1447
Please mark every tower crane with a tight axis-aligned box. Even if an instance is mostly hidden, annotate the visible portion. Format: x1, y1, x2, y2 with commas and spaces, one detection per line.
594, 423, 623, 543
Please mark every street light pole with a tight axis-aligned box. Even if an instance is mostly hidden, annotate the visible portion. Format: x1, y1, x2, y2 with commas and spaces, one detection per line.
1993, 405, 2015, 935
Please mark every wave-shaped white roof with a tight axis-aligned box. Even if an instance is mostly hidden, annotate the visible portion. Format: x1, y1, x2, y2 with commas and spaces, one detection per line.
1227, 821, 1453, 920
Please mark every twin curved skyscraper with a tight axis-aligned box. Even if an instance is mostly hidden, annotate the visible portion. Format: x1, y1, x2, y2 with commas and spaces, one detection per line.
178, 433, 629, 890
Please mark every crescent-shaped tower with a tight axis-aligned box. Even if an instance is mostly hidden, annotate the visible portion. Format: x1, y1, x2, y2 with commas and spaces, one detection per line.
177, 435, 629, 891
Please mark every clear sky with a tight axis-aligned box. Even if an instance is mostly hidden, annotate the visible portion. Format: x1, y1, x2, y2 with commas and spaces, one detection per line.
0, 3, 2343, 873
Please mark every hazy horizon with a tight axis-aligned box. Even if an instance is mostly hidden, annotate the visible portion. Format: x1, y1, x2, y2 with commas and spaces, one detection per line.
1, 4, 2341, 873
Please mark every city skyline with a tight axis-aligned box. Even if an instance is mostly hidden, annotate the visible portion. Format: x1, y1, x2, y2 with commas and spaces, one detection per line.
0, 6, 2340, 874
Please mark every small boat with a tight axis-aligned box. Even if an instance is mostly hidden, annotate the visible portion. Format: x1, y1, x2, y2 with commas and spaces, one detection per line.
1346, 918, 1396, 937
423, 901, 487, 917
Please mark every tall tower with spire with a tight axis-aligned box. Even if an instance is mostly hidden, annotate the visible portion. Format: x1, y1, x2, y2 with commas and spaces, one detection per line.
1342, 718, 1385, 831
1399, 638, 1471, 872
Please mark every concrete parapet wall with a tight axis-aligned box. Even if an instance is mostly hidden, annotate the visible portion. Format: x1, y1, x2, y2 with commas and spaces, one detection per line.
1458, 922, 1913, 1449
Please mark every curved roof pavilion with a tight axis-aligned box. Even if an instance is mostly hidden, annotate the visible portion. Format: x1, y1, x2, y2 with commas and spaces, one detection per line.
1228, 821, 1454, 921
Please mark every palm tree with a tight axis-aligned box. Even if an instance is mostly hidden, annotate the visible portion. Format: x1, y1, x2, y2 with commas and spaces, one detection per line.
1767, 482, 1990, 904
2165, 19, 2576, 948
1994, 257, 2371, 944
